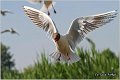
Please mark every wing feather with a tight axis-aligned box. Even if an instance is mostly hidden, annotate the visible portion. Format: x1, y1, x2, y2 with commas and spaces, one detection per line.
23, 6, 58, 38
66, 10, 117, 50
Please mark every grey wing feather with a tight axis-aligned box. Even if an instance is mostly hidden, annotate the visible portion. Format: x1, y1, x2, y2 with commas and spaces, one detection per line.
4, 11, 13, 14
15, 32, 20, 36
66, 10, 117, 51
23, 6, 58, 38
12, 30, 20, 35
1, 29, 10, 33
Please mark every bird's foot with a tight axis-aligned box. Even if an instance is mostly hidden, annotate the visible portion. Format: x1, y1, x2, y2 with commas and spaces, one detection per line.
57, 58, 60, 61
54, 10, 56, 14
68, 57, 70, 61
57, 54, 61, 61
48, 11, 50, 16
67, 53, 70, 61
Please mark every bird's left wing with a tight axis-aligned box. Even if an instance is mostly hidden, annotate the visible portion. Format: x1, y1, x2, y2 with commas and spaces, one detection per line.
65, 10, 117, 51
4, 11, 13, 14
23, 6, 58, 38
1, 29, 10, 33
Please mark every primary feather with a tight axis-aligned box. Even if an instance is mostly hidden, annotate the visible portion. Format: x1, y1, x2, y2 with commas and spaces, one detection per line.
66, 10, 117, 51
24, 6, 58, 38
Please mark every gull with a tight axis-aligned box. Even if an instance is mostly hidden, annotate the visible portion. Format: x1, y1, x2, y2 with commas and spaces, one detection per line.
0, 10, 13, 16
1, 28, 20, 35
23, 6, 117, 63
27, 0, 56, 15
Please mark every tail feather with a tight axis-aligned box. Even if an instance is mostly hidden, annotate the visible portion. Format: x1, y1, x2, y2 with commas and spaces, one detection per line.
68, 52, 80, 63
50, 51, 80, 63
49, 52, 66, 62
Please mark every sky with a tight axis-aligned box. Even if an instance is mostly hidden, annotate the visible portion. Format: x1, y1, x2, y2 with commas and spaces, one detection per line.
1, 0, 119, 70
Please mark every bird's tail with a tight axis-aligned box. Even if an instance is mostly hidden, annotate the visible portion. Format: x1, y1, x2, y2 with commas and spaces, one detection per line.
40, 2, 56, 13
68, 52, 80, 63
50, 51, 80, 63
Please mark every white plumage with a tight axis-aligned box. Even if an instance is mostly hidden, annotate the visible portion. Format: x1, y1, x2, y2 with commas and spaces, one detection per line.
23, 6, 117, 63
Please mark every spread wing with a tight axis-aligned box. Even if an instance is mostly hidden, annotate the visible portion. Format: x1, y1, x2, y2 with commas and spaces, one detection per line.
23, 6, 58, 38
4, 11, 13, 14
66, 10, 117, 50
1, 29, 10, 33
13, 31, 20, 35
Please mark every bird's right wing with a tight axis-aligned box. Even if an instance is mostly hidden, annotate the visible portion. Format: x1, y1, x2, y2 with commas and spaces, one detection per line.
23, 6, 58, 38
14, 32, 20, 36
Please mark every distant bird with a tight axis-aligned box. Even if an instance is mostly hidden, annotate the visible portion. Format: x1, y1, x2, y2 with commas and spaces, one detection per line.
0, 10, 13, 16
23, 6, 117, 63
27, 0, 56, 15
1, 28, 20, 35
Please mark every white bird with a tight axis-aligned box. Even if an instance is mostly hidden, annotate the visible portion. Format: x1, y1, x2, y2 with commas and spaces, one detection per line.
23, 6, 117, 63
1, 28, 20, 35
0, 10, 13, 16
27, 0, 56, 15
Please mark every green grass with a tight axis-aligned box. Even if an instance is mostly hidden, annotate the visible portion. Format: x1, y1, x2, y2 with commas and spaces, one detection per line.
2, 48, 119, 79
2, 39, 119, 79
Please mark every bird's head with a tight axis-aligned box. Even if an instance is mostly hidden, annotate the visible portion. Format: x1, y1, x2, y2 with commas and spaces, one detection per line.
53, 33, 60, 42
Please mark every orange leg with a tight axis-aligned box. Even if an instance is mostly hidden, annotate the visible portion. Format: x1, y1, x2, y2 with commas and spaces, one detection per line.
57, 54, 61, 61
67, 53, 70, 60
52, 4, 56, 14
48, 10, 50, 16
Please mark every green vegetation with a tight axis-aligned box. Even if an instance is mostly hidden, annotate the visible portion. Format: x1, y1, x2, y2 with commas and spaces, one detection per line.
1, 38, 119, 79
1, 43, 15, 78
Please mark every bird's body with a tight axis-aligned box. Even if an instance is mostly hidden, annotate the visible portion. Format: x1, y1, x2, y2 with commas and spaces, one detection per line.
44, 0, 52, 8
23, 6, 117, 63
51, 34, 80, 62
56, 35, 70, 56
27, 0, 56, 15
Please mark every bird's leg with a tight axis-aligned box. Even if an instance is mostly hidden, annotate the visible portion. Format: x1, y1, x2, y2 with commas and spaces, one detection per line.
48, 10, 50, 16
67, 53, 70, 60
52, 4, 56, 14
57, 54, 61, 61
